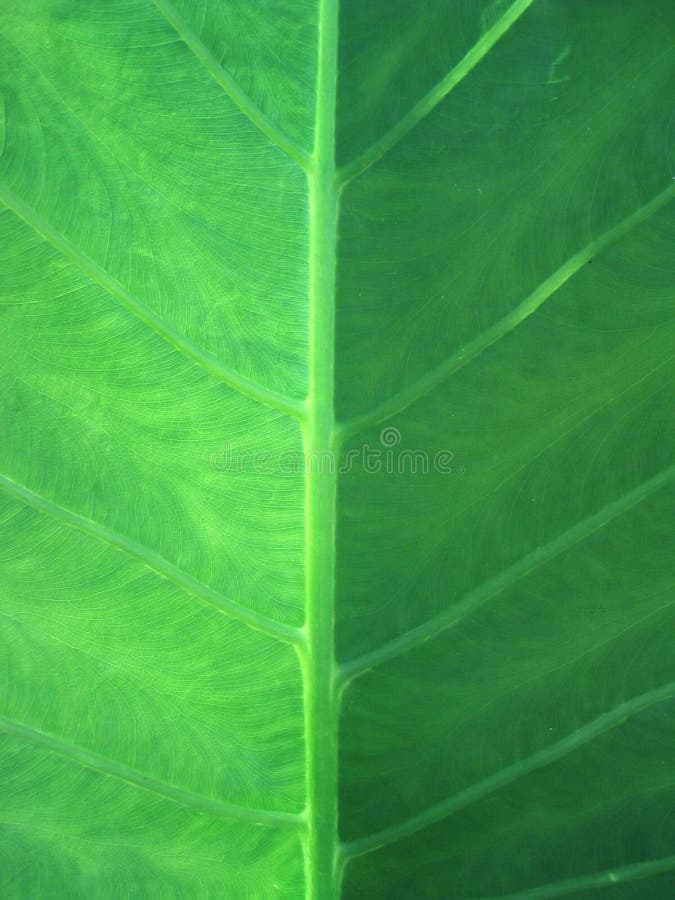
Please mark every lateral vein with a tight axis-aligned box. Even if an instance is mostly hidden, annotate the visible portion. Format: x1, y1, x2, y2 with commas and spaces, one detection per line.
0, 183, 305, 420
338, 459, 675, 681
337, 181, 675, 441
0, 715, 304, 829
340, 680, 675, 859
151, 0, 312, 171
484, 854, 675, 899
0, 473, 303, 645
336, 0, 537, 186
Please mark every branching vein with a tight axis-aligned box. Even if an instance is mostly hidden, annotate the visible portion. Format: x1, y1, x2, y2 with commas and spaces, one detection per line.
0, 473, 303, 645
487, 854, 675, 899
338, 459, 675, 681
336, 0, 537, 187
337, 181, 675, 442
340, 680, 675, 859
0, 184, 305, 420
0, 715, 304, 829
151, 0, 312, 171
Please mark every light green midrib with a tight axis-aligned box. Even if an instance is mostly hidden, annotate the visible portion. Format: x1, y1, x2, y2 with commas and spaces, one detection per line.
300, 0, 341, 897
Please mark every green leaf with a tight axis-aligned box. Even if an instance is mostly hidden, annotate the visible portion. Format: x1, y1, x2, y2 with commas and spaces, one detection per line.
1, 1, 674, 898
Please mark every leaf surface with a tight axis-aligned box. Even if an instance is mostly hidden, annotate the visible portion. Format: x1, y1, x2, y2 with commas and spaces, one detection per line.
1, 1, 674, 897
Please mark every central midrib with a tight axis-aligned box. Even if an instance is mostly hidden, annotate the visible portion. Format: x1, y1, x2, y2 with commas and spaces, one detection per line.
301, 0, 341, 897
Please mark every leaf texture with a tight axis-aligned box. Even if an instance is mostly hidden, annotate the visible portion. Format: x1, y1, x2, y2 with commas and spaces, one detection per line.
1, 1, 674, 897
